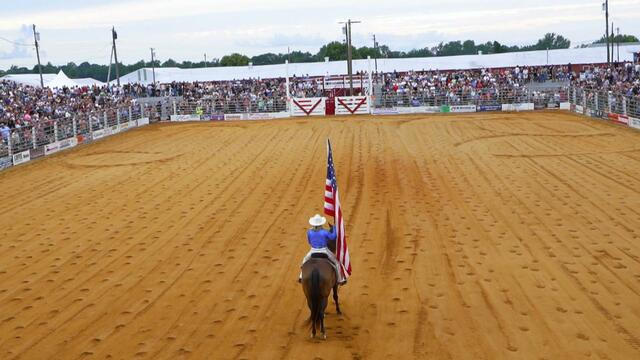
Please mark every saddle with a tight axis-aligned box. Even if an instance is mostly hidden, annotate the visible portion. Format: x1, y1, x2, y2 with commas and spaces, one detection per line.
311, 253, 329, 259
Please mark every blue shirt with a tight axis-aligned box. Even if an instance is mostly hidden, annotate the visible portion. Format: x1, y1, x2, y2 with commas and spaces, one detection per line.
307, 227, 336, 249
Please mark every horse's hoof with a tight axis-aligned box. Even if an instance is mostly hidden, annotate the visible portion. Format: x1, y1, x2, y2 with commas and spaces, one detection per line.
310, 333, 314, 339
323, 333, 327, 340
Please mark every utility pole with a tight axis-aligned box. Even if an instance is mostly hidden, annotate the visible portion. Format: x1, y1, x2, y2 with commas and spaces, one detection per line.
616, 27, 620, 62
611, 22, 615, 63
32, 24, 43, 88
373, 34, 378, 73
204, 53, 207, 67
339, 19, 361, 96
150, 48, 156, 84
112, 27, 120, 86
604, 1, 610, 63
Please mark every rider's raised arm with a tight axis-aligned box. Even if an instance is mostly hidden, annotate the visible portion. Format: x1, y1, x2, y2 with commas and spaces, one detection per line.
326, 226, 337, 241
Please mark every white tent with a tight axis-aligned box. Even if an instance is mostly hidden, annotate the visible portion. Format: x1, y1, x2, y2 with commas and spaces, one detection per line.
46, 70, 79, 88
118, 43, 640, 84
74, 78, 105, 87
0, 73, 57, 87
0, 71, 104, 88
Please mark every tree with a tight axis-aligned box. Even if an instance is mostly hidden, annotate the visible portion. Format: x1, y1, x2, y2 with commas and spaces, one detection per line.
462, 40, 477, 55
317, 41, 347, 61
522, 33, 570, 51
220, 53, 250, 66
594, 34, 639, 44
162, 59, 178, 67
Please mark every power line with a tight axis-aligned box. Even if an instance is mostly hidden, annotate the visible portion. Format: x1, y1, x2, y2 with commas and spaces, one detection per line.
0, 36, 33, 47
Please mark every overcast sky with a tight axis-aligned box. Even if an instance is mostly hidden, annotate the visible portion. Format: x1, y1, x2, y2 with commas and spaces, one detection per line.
1, 0, 639, 70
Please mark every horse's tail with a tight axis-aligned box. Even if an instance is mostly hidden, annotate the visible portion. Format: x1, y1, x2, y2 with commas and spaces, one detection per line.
307, 268, 321, 333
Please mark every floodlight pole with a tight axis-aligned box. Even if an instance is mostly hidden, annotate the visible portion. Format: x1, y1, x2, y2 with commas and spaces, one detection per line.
150, 48, 156, 84
373, 34, 378, 73
33, 24, 44, 88
616, 27, 620, 62
204, 53, 207, 67
112, 27, 120, 86
604, 0, 610, 64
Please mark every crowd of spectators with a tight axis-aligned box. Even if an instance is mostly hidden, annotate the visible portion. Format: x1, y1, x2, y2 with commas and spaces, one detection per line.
573, 62, 640, 97
2, 61, 640, 153
0, 80, 135, 153
375, 65, 574, 106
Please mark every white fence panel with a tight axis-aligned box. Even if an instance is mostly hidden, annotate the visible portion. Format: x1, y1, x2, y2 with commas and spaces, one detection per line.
335, 96, 370, 115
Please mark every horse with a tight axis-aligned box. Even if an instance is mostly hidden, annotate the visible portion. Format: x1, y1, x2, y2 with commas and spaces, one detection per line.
301, 254, 341, 339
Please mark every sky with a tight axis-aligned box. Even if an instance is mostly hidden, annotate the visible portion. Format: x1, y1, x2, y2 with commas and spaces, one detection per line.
1, 0, 640, 70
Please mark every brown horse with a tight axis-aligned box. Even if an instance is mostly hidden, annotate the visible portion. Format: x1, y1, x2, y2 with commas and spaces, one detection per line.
301, 255, 341, 339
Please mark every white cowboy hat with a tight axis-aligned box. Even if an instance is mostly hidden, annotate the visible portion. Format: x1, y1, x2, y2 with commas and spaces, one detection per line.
309, 214, 327, 227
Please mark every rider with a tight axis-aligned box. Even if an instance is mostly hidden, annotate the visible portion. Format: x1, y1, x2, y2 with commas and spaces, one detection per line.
299, 214, 347, 286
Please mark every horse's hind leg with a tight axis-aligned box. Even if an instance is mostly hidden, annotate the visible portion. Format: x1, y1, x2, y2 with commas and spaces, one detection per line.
333, 284, 341, 315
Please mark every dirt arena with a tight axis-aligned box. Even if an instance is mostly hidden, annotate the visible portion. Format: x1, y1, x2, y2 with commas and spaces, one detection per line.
1, 111, 639, 359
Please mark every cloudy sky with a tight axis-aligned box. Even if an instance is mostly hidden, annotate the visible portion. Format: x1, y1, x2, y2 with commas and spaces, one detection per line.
1, 0, 639, 70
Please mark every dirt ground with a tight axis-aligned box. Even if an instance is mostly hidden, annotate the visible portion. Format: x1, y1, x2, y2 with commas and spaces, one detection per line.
1, 111, 639, 359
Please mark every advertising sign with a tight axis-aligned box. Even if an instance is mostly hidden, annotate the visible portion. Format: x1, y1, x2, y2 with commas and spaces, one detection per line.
12, 150, 31, 165
478, 105, 502, 112
450, 105, 477, 113
44, 142, 61, 156
92, 129, 106, 140
0, 156, 11, 170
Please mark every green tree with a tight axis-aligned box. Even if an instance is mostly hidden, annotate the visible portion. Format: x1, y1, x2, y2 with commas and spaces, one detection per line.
317, 41, 347, 61
220, 53, 250, 66
594, 34, 639, 44
162, 59, 178, 67
522, 33, 570, 51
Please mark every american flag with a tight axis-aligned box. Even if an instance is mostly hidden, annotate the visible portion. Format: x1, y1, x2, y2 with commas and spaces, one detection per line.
324, 139, 352, 278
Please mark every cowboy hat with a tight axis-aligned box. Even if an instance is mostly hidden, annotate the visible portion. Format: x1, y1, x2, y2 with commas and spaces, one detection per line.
309, 214, 327, 227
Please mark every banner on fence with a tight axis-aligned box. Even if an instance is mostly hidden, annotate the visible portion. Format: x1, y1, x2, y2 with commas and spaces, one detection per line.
399, 106, 440, 114
247, 113, 274, 120
44, 142, 61, 156
202, 114, 225, 121
575, 105, 584, 114
502, 103, 534, 111
30, 146, 45, 160
629, 117, 640, 130
224, 112, 289, 121
170, 114, 201, 122
560, 102, 570, 110
12, 150, 31, 165
224, 114, 244, 121
335, 96, 370, 115
451, 105, 477, 113
0, 155, 11, 170
608, 113, 629, 125
291, 97, 326, 116
440, 105, 451, 113
58, 137, 78, 151
478, 105, 502, 112
92, 129, 106, 140
138, 117, 150, 126
371, 108, 399, 115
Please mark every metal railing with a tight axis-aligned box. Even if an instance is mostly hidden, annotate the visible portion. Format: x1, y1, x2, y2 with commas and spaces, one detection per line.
173, 97, 288, 116
374, 87, 568, 108
2, 103, 149, 171
569, 87, 640, 119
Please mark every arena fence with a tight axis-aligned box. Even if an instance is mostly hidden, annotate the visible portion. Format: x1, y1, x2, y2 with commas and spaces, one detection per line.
568, 87, 640, 129
3, 85, 638, 172
1, 104, 151, 170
